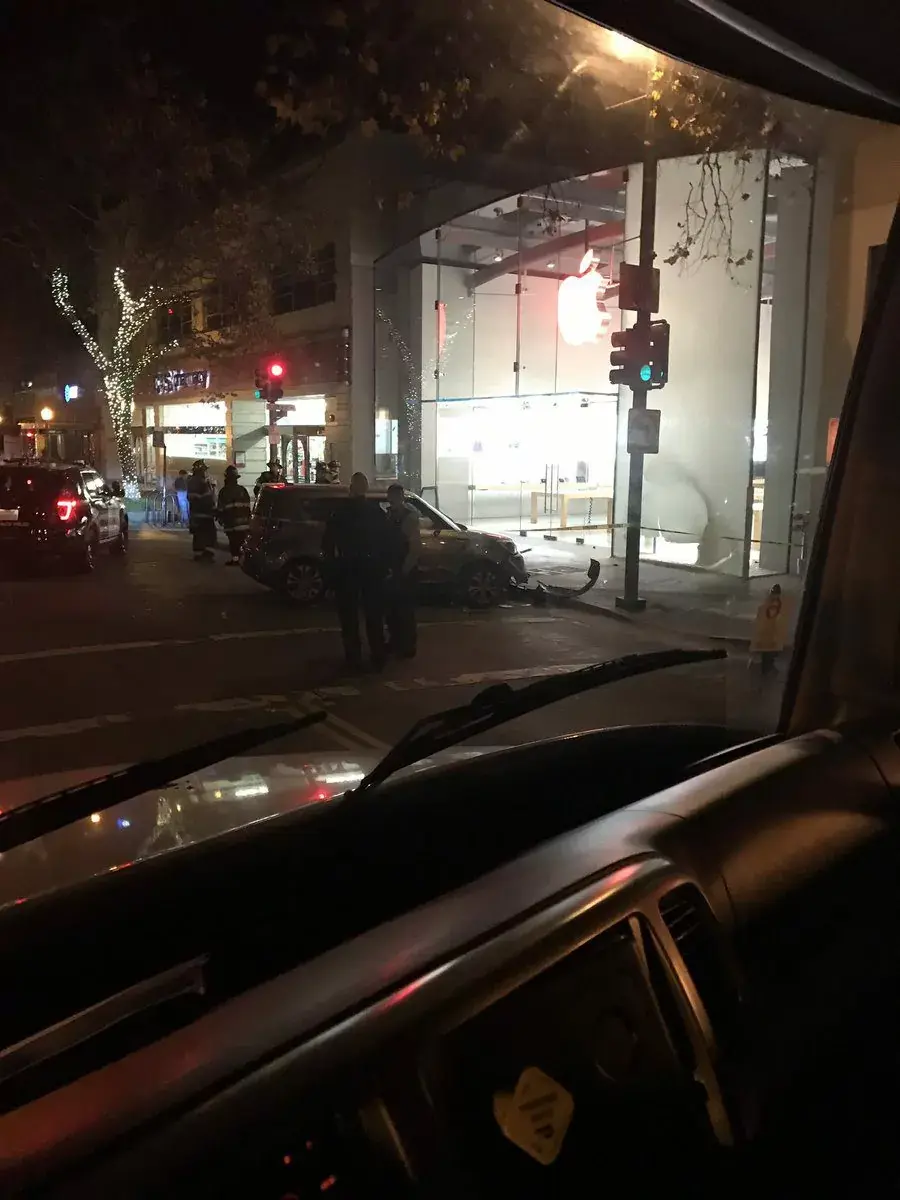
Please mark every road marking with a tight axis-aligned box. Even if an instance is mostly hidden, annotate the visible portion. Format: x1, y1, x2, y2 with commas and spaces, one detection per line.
0, 688, 387, 750
0, 616, 562, 667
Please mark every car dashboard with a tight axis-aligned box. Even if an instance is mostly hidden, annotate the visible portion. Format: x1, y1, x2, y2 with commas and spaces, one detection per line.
4, 724, 900, 1197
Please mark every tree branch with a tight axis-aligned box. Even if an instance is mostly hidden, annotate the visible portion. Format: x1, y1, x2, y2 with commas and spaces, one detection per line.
50, 268, 110, 373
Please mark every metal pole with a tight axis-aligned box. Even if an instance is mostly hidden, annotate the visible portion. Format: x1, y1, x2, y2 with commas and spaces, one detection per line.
616, 155, 657, 613
267, 401, 277, 463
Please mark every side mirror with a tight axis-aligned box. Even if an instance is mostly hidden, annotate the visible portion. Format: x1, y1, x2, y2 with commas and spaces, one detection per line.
457, 523, 468, 531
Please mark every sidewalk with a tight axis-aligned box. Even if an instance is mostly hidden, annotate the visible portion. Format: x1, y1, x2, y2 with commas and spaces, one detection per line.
522, 541, 802, 646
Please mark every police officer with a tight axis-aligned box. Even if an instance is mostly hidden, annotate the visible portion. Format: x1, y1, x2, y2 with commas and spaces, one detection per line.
322, 472, 390, 672
385, 483, 420, 659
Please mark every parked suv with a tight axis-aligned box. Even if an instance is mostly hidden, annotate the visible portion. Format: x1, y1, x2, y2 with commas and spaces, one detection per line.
0, 462, 128, 572
241, 485, 528, 608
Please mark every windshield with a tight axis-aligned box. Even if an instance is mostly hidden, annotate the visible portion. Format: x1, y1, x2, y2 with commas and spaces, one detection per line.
0, 0, 891, 904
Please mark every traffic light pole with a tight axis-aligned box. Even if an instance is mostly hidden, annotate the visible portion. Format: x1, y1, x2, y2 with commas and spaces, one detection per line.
267, 401, 278, 462
616, 155, 658, 614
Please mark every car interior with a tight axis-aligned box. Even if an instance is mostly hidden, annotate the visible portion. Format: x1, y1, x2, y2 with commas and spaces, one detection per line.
3, 1, 900, 1196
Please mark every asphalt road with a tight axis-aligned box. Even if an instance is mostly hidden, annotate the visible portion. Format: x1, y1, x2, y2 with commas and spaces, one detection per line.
0, 524, 783, 806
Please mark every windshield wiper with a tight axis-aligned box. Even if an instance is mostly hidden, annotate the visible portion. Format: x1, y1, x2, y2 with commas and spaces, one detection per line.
350, 647, 726, 795
0, 709, 327, 855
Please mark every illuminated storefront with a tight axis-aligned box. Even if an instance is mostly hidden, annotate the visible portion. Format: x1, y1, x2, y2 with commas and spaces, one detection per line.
375, 152, 823, 579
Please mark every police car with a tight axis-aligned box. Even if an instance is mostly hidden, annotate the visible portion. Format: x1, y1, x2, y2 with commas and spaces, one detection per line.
0, 461, 128, 572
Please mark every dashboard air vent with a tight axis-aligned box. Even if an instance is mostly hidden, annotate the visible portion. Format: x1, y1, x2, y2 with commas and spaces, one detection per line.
659, 884, 736, 1044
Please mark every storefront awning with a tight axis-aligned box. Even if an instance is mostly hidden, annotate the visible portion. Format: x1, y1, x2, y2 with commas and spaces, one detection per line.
560, 0, 900, 122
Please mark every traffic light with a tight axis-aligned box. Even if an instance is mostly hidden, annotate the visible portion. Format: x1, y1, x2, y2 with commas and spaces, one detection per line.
609, 320, 670, 390
267, 360, 285, 402
254, 366, 268, 402
609, 325, 649, 389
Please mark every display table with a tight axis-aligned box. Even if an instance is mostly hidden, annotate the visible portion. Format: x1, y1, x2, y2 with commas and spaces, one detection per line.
530, 486, 614, 530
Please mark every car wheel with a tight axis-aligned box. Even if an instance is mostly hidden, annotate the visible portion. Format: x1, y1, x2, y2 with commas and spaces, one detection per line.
283, 560, 325, 605
110, 521, 128, 556
460, 563, 506, 608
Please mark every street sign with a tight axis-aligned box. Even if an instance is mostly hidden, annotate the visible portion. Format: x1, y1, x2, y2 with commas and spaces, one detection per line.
627, 407, 661, 454
617, 262, 660, 313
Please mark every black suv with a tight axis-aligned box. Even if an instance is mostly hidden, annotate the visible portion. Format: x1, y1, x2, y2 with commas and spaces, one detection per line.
241, 485, 528, 608
0, 462, 128, 572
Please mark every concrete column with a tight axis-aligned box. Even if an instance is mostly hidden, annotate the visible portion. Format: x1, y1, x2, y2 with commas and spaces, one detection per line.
791, 156, 837, 570
350, 250, 376, 478
759, 162, 815, 574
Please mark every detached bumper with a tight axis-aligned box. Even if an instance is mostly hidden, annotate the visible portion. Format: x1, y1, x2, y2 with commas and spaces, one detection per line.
507, 554, 529, 586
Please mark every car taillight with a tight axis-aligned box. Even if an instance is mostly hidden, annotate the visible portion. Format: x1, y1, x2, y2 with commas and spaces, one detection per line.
57, 496, 78, 521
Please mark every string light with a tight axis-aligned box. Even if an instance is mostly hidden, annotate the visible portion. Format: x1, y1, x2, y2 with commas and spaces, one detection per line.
51, 267, 178, 499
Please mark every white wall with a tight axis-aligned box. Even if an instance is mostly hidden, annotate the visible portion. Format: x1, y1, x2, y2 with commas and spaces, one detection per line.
613, 154, 767, 574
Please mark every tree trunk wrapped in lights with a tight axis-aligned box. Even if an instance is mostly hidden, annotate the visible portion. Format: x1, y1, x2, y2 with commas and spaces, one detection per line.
51, 267, 177, 497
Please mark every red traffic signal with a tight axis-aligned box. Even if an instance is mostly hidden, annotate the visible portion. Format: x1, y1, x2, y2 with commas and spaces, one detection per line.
268, 361, 285, 379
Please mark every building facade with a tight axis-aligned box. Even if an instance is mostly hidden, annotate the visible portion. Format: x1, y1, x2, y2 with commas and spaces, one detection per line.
129, 19, 894, 584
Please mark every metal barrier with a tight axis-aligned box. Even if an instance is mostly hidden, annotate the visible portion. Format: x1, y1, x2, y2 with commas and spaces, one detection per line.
143, 492, 187, 527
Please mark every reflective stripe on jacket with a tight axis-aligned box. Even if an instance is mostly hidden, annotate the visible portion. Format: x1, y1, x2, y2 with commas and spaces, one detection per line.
216, 483, 252, 531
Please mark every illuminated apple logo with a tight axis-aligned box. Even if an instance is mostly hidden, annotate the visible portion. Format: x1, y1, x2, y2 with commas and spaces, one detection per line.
558, 250, 612, 347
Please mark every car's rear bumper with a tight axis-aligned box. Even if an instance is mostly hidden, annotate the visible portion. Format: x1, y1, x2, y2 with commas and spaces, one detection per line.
0, 527, 86, 559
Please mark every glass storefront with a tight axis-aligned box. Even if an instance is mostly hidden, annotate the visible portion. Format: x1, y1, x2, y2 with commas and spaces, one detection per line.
369, 19, 866, 583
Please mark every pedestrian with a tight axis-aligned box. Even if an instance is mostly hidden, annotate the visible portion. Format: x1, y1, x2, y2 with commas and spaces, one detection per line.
322, 471, 390, 672
316, 458, 341, 484
254, 458, 283, 500
187, 459, 216, 561
385, 483, 420, 659
172, 469, 189, 524
216, 464, 252, 566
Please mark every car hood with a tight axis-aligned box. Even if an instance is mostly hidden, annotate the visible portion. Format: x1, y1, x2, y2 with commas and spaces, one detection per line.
0, 746, 497, 911
467, 528, 519, 554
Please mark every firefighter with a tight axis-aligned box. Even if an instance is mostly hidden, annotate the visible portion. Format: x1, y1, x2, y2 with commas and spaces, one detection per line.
216, 464, 252, 565
187, 459, 216, 562
254, 458, 283, 499
322, 471, 390, 672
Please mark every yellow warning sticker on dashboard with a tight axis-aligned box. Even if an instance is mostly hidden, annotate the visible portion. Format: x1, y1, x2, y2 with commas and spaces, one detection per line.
493, 1066, 574, 1166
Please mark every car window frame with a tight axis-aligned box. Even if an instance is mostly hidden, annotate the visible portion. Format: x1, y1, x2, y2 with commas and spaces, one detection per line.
406, 496, 456, 532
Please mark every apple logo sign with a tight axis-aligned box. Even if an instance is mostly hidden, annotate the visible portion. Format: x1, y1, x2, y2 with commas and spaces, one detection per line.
558, 250, 612, 347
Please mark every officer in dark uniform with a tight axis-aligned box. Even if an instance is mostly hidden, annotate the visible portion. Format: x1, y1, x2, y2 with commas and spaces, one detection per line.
322, 472, 390, 671
385, 483, 420, 658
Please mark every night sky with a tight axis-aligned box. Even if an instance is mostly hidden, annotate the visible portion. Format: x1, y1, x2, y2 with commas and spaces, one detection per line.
0, 0, 284, 389
0, 0, 894, 392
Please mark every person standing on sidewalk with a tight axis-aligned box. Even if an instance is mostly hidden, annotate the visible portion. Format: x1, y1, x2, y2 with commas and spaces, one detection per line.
385, 483, 420, 659
322, 472, 390, 672
187, 460, 216, 562
172, 469, 189, 524
216, 464, 252, 566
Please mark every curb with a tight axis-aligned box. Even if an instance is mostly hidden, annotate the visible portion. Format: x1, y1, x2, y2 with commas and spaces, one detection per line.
555, 591, 754, 649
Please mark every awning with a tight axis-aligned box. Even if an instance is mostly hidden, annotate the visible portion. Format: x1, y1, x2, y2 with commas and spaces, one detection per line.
559, 0, 900, 122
